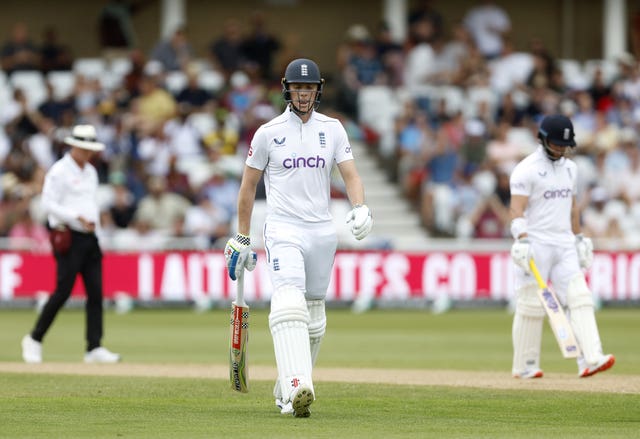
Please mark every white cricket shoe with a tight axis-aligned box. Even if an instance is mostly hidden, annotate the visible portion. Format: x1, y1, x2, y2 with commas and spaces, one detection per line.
84, 347, 121, 363
579, 354, 615, 378
513, 368, 543, 379
21, 335, 42, 364
275, 398, 294, 415
290, 384, 314, 418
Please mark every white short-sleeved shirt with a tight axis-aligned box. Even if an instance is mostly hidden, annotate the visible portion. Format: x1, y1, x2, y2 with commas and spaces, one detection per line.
247, 109, 354, 223
41, 153, 101, 232
510, 147, 577, 246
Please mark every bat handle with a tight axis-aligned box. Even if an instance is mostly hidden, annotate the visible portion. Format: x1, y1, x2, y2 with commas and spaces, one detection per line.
236, 271, 245, 307
529, 258, 546, 289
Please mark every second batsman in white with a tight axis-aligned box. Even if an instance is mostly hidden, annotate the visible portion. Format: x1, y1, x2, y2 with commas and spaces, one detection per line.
224, 58, 372, 417
509, 114, 614, 379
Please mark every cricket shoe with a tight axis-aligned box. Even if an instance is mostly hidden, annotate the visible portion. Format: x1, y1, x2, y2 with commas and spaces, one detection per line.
84, 347, 121, 363
275, 398, 294, 415
290, 384, 314, 418
513, 368, 543, 379
579, 354, 615, 378
21, 335, 42, 364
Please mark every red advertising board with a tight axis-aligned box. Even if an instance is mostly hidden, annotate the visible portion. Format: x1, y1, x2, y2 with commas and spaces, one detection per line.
0, 251, 639, 302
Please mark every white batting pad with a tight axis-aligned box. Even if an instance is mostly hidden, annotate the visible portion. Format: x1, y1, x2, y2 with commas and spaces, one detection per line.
512, 313, 544, 376
566, 275, 604, 364
569, 307, 603, 365
269, 286, 313, 402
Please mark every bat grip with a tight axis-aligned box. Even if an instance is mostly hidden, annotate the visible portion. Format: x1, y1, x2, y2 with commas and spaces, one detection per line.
528, 258, 546, 289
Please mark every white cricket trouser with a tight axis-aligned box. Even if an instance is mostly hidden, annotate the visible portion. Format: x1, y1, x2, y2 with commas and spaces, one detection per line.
263, 218, 338, 300
514, 242, 581, 304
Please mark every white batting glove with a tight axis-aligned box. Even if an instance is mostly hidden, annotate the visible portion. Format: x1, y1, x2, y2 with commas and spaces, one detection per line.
224, 233, 257, 281
575, 233, 593, 269
511, 238, 533, 274
346, 204, 372, 240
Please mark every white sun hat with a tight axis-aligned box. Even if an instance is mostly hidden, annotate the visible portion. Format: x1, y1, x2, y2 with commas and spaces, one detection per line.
64, 124, 105, 151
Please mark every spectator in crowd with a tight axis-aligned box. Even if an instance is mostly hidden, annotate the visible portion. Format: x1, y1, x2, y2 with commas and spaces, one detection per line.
463, 0, 511, 60
407, 0, 444, 46
183, 194, 230, 248
38, 81, 75, 125
133, 175, 191, 234
403, 16, 436, 94
150, 26, 194, 72
98, 0, 153, 52
209, 18, 245, 80
240, 11, 281, 81
175, 69, 215, 110
581, 186, 625, 241
107, 171, 137, 228
373, 21, 404, 88
39, 26, 73, 73
1, 22, 40, 74
8, 189, 50, 252
335, 25, 386, 120
2, 88, 41, 145
132, 73, 177, 129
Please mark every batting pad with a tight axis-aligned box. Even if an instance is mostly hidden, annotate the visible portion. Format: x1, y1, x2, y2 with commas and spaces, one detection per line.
307, 299, 326, 367
566, 275, 603, 364
512, 284, 544, 375
512, 313, 544, 376
269, 286, 313, 402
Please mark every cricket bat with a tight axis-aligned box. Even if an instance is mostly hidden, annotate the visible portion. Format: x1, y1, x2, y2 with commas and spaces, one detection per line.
529, 258, 581, 359
229, 272, 249, 392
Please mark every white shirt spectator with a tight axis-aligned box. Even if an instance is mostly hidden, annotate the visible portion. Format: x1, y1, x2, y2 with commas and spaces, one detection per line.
464, 2, 511, 59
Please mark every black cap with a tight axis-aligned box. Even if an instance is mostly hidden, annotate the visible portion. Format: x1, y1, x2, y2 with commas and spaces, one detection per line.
538, 114, 576, 147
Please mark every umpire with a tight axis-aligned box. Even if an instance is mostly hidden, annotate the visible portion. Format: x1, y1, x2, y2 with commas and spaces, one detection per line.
21, 124, 121, 364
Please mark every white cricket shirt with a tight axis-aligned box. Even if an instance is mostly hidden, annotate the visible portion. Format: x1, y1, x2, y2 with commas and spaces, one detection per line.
41, 153, 101, 232
509, 147, 577, 246
247, 108, 354, 223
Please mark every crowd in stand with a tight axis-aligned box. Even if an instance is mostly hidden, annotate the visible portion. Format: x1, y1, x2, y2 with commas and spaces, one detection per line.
1, 1, 639, 252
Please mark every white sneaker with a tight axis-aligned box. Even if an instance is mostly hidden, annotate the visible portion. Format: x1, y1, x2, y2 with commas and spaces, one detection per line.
290, 384, 314, 418
275, 398, 293, 415
84, 347, 121, 363
579, 354, 615, 378
21, 335, 42, 363
513, 368, 543, 379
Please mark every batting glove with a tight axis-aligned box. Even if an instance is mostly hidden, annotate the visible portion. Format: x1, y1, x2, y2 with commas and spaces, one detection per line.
511, 238, 533, 274
346, 204, 372, 240
575, 233, 594, 269
224, 233, 257, 281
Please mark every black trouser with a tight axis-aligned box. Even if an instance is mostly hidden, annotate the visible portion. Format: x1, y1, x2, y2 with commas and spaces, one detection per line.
32, 231, 104, 351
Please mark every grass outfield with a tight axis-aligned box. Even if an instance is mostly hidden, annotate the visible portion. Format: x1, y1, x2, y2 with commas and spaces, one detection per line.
1, 307, 639, 438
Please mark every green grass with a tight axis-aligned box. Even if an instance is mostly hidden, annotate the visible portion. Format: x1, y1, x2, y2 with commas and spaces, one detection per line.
1, 307, 639, 438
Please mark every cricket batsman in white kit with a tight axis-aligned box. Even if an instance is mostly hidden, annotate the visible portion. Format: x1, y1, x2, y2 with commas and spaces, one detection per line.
509, 114, 614, 379
224, 58, 372, 416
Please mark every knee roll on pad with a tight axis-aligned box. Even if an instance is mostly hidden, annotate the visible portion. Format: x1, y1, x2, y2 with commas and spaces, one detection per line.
269, 285, 310, 329
567, 275, 594, 310
515, 284, 546, 318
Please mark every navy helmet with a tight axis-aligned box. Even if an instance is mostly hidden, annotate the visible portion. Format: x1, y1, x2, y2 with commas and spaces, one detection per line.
281, 58, 324, 114
538, 114, 576, 160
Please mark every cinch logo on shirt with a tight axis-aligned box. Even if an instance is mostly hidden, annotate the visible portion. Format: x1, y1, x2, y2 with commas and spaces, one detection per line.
283, 155, 326, 169
543, 188, 572, 199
